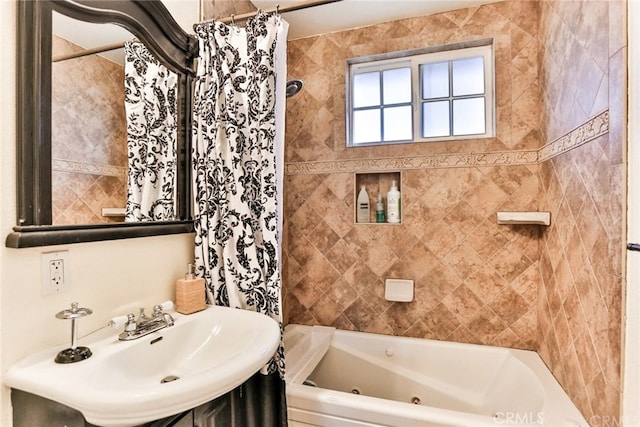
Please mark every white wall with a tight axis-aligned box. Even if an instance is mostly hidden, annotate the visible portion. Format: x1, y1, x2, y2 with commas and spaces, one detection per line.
0, 1, 194, 426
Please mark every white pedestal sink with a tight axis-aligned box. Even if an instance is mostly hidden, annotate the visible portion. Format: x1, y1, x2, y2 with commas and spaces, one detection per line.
5, 305, 280, 426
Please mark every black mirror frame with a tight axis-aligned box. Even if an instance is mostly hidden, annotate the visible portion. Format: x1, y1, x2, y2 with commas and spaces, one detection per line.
7, 0, 199, 248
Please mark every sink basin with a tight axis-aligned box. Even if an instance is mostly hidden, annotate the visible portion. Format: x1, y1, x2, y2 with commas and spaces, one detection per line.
5, 306, 280, 426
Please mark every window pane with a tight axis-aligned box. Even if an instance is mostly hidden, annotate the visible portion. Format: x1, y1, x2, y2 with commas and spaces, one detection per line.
353, 109, 381, 144
353, 72, 381, 108
452, 56, 484, 96
422, 101, 450, 138
421, 62, 449, 99
383, 106, 412, 141
453, 97, 485, 135
383, 68, 411, 105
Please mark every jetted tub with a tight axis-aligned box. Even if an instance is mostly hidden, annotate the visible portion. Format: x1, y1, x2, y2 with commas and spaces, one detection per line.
284, 325, 588, 427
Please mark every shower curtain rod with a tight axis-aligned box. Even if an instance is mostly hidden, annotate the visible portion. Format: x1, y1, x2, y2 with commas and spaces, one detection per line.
53, 0, 342, 62
213, 0, 342, 24
52, 41, 126, 63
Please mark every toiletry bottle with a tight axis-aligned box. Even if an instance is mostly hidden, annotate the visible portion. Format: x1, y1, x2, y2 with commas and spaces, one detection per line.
376, 193, 385, 223
386, 180, 401, 223
356, 185, 370, 223
176, 264, 206, 314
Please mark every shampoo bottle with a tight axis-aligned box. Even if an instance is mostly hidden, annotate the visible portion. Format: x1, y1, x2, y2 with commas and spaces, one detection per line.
176, 264, 206, 314
356, 185, 370, 223
376, 193, 385, 223
386, 180, 401, 223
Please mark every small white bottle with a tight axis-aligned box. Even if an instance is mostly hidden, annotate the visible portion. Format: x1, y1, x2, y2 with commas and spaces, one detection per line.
356, 185, 370, 223
386, 180, 401, 223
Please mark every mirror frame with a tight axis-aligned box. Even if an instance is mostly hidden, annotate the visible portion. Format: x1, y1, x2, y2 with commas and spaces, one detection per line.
7, 0, 199, 248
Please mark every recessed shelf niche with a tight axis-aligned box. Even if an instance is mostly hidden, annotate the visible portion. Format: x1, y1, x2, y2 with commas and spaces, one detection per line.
354, 171, 402, 224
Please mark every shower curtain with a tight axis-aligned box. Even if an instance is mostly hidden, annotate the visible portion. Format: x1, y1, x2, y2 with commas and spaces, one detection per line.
192, 12, 288, 426
124, 41, 178, 222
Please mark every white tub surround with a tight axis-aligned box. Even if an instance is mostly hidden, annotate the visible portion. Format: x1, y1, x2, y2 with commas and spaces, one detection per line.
284, 325, 588, 427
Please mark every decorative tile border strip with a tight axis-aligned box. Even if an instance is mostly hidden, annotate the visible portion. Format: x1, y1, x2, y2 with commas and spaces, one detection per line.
52, 158, 127, 178
538, 110, 609, 162
285, 150, 539, 175
285, 110, 610, 175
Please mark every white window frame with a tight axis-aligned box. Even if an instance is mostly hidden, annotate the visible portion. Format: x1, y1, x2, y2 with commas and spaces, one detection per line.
346, 39, 495, 147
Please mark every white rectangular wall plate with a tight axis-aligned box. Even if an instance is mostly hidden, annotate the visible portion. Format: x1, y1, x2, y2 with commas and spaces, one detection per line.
41, 251, 70, 295
384, 278, 414, 302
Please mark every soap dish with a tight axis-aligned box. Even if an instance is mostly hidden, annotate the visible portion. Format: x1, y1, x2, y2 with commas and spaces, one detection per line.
384, 279, 414, 302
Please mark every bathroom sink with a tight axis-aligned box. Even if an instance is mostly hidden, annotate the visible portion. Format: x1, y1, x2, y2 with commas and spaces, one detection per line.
5, 306, 280, 426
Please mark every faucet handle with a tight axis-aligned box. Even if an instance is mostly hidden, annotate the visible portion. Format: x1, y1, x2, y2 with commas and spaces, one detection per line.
152, 301, 175, 317
153, 304, 163, 317
157, 301, 174, 311
124, 313, 137, 332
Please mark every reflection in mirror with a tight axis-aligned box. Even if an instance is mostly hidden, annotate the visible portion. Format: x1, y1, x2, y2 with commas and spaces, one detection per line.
51, 16, 129, 225
51, 12, 178, 225
7, 0, 198, 248
123, 41, 178, 222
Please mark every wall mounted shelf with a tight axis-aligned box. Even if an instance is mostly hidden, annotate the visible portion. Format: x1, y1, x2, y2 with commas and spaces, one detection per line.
496, 212, 551, 226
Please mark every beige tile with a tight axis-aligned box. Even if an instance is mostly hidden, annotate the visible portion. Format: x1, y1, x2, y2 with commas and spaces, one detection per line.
307, 222, 340, 253
325, 239, 359, 274
343, 297, 378, 330
382, 302, 423, 335
442, 285, 484, 323
284, 1, 623, 419
327, 278, 359, 312
403, 242, 440, 280
425, 303, 461, 340
444, 244, 485, 281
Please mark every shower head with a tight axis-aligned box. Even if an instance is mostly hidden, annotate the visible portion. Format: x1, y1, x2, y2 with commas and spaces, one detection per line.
286, 79, 303, 98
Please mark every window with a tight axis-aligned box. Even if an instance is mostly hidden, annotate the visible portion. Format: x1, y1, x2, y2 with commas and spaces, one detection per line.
346, 41, 494, 147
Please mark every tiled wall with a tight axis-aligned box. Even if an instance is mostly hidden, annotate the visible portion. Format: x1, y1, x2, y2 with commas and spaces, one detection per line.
283, 0, 626, 423
200, 0, 625, 421
283, 1, 542, 350
51, 35, 127, 225
537, 0, 625, 422
201, 0, 255, 22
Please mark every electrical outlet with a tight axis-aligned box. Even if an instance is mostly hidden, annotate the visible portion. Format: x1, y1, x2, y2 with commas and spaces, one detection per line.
42, 251, 70, 295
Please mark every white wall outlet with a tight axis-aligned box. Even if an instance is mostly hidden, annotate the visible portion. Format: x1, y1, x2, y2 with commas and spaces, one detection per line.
41, 251, 70, 295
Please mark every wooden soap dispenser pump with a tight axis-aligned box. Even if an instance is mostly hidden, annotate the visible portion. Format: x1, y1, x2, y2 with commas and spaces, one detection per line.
175, 264, 206, 314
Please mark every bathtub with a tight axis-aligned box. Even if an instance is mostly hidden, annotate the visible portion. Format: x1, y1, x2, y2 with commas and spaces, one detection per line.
284, 325, 588, 427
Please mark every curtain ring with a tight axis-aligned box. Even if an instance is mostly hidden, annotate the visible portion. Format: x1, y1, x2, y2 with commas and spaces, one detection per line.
230, 14, 236, 26
276, 4, 280, 15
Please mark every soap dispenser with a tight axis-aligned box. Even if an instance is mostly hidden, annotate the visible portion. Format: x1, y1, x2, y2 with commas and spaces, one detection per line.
176, 264, 206, 314
386, 180, 401, 223
356, 185, 370, 223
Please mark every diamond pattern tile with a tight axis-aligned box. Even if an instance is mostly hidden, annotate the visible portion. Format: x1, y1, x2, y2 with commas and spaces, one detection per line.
536, 0, 624, 422
199, 0, 624, 423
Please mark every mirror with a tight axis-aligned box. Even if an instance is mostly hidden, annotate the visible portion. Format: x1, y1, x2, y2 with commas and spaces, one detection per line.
7, 0, 198, 248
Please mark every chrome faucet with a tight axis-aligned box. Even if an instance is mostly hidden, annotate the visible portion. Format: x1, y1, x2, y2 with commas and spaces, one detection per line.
118, 304, 175, 341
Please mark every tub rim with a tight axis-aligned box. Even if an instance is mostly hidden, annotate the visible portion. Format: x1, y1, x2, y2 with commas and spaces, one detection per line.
284, 324, 589, 427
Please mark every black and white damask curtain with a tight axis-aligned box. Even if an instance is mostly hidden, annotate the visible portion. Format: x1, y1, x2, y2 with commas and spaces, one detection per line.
124, 41, 178, 222
192, 12, 288, 382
